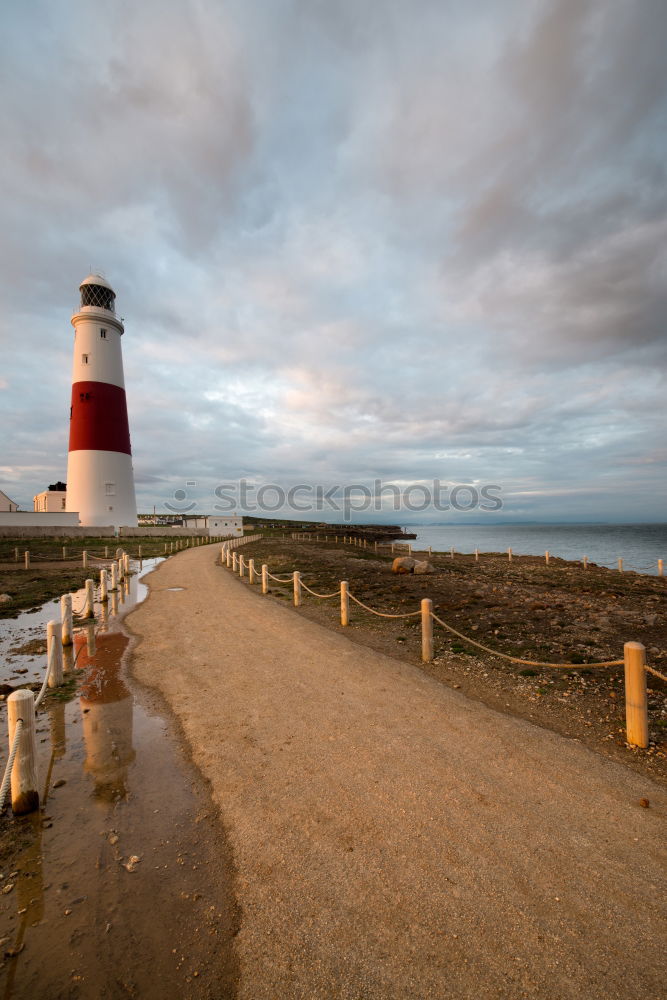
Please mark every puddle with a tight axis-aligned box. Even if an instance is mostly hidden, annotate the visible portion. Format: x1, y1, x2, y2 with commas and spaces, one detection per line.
0, 558, 239, 997
0, 559, 160, 689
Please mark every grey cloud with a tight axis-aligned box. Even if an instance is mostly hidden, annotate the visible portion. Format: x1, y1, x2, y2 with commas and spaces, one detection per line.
0, 0, 665, 521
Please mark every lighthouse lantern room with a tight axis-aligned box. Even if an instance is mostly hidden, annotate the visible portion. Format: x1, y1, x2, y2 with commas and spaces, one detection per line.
66, 274, 137, 528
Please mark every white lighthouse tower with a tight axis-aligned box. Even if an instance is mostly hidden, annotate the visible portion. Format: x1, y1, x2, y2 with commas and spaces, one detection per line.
66, 275, 137, 528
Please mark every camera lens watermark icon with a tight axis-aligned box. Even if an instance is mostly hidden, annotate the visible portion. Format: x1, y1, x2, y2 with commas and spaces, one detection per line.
164, 481, 198, 513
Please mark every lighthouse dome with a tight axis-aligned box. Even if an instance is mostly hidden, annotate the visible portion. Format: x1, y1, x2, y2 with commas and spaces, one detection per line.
79, 273, 116, 312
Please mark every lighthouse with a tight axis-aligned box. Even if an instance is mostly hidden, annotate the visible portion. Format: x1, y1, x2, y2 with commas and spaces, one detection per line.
66, 274, 137, 528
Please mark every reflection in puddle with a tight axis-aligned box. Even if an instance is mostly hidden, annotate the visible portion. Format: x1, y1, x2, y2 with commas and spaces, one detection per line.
75, 631, 135, 801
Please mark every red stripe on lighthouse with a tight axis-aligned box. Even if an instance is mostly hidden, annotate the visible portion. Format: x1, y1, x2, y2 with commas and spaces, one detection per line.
69, 381, 132, 455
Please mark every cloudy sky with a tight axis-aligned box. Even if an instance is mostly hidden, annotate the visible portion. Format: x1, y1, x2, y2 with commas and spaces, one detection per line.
1, 0, 665, 523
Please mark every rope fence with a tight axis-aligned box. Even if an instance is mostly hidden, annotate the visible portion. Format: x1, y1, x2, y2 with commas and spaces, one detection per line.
289, 532, 666, 578
300, 582, 342, 600
6, 535, 236, 570
217, 538, 664, 752
0, 722, 23, 813
348, 593, 422, 619
428, 611, 624, 670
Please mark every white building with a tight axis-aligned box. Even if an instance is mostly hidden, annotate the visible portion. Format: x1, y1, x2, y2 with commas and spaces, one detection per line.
34, 481, 67, 512
0, 489, 19, 512
182, 514, 244, 538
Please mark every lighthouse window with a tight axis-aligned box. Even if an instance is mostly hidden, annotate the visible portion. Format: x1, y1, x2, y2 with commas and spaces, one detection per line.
82, 353, 89, 364
100, 329, 107, 339
105, 483, 115, 496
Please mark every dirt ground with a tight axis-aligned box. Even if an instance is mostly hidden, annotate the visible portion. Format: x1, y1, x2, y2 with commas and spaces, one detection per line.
127, 545, 666, 1000
237, 537, 667, 785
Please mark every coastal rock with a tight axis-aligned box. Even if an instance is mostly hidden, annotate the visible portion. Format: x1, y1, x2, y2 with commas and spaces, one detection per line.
414, 561, 436, 575
0, 594, 12, 604
392, 557, 416, 574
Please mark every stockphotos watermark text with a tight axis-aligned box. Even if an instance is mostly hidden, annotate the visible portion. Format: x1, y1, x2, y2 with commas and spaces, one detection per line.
165, 480, 503, 520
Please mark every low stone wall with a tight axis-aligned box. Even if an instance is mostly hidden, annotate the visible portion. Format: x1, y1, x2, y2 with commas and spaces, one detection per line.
0, 524, 229, 539
0, 525, 117, 538
119, 526, 204, 537
0, 512, 80, 528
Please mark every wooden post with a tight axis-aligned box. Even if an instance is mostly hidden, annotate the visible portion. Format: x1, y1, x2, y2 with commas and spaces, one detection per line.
475, 548, 479, 562
239, 554, 245, 578
508, 547, 512, 562
60, 594, 73, 646
407, 543, 412, 555
116, 547, 124, 560
47, 620, 64, 688
427, 546, 432, 557
545, 550, 550, 565
105, 546, 109, 558
618, 558, 623, 573
659, 559, 664, 577
118, 556, 125, 582
450, 546, 454, 559
624, 642, 648, 749
82, 549, 88, 568
232, 551, 238, 571
7, 690, 39, 814
24, 550, 30, 569
123, 552, 130, 576
227, 548, 232, 568
421, 598, 433, 663
391, 543, 395, 554
261, 565, 268, 594
110, 563, 118, 591
293, 571, 301, 607
583, 555, 588, 569
164, 542, 168, 553
138, 545, 142, 560
83, 578, 95, 618
248, 559, 256, 584
14, 546, 19, 562
62, 546, 67, 560
100, 568, 108, 602
340, 581, 349, 626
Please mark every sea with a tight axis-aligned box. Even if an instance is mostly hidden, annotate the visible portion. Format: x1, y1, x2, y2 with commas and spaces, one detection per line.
407, 523, 667, 575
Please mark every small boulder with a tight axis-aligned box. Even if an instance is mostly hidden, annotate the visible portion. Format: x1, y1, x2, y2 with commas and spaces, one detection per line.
0, 594, 12, 605
392, 557, 416, 574
414, 561, 436, 575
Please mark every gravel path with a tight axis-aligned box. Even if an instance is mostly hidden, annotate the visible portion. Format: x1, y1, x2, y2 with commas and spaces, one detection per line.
127, 546, 667, 1000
